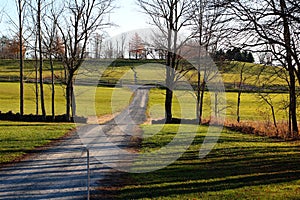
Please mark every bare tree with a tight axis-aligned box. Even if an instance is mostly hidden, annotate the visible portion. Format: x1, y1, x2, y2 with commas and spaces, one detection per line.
120, 33, 127, 58
4, 1, 32, 115
16, 0, 26, 116
34, 32, 39, 115
191, 0, 231, 124
93, 33, 103, 58
0, 6, 3, 25
222, 0, 300, 136
27, 0, 47, 118
255, 59, 292, 137
57, 0, 114, 121
43, 1, 62, 120
37, 0, 46, 118
236, 63, 246, 123
104, 40, 114, 59
28, 0, 39, 116
137, 0, 195, 123
232, 62, 256, 123
258, 93, 279, 136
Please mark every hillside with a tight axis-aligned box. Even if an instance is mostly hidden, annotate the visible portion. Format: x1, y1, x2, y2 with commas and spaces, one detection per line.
0, 59, 289, 92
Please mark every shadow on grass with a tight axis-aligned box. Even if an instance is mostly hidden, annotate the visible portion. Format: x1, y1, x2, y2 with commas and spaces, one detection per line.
117, 130, 300, 199
152, 118, 199, 124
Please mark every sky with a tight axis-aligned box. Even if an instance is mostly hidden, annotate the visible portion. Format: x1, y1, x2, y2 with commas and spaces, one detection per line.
107, 0, 152, 36
0, 0, 151, 38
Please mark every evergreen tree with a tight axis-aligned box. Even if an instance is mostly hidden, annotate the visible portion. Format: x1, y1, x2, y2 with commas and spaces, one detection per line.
246, 52, 254, 63
223, 48, 254, 63
226, 49, 233, 60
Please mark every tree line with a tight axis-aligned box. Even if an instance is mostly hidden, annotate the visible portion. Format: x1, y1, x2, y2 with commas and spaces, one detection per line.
214, 48, 254, 63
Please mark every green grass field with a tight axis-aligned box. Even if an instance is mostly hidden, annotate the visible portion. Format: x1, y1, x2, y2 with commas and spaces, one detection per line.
220, 61, 288, 87
0, 121, 74, 164
119, 125, 300, 199
0, 59, 66, 81
115, 86, 300, 199
16, 62, 283, 123
0, 82, 132, 117
148, 88, 295, 122
0, 59, 166, 83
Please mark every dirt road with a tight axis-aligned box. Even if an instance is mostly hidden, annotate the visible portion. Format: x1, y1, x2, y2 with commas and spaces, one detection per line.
0, 87, 149, 200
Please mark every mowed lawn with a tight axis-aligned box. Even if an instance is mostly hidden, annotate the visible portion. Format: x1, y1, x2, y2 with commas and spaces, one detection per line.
0, 121, 74, 164
119, 125, 300, 199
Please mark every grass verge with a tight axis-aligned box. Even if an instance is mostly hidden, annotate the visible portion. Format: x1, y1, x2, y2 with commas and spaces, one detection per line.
0, 121, 74, 164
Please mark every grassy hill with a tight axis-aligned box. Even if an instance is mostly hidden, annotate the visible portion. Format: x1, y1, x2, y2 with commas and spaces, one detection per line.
0, 59, 65, 82
0, 58, 289, 89
220, 61, 289, 91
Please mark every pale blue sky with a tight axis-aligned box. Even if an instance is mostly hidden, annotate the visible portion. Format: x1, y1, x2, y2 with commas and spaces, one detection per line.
108, 0, 151, 36
0, 0, 150, 37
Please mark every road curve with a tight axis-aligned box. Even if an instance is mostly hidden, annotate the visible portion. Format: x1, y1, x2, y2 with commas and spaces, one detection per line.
0, 87, 150, 200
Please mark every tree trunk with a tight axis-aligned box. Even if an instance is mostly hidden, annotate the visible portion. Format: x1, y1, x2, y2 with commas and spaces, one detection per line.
289, 71, 297, 137
165, 62, 173, 123
38, 0, 46, 118
237, 91, 241, 123
39, 57, 46, 118
50, 55, 55, 120
270, 104, 278, 136
165, 88, 173, 123
199, 80, 206, 124
72, 87, 76, 118
34, 38, 39, 115
165, 20, 174, 124
66, 73, 74, 122
214, 92, 218, 118
237, 69, 244, 123
66, 80, 71, 122
18, 0, 24, 116
196, 71, 201, 124
237, 87, 242, 123
280, 0, 298, 136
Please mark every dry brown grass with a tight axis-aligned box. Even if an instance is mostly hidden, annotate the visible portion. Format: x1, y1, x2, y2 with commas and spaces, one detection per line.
222, 119, 300, 140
